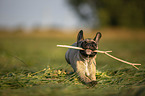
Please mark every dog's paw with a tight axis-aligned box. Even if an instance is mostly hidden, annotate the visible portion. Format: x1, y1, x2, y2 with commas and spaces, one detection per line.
87, 81, 97, 88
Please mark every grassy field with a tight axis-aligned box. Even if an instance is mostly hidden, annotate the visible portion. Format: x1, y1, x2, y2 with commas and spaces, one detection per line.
0, 28, 145, 96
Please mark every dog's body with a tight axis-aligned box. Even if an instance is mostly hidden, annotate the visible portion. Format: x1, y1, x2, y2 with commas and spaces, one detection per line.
65, 30, 101, 87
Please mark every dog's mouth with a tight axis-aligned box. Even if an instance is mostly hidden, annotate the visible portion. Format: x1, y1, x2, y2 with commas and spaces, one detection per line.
85, 49, 93, 55
80, 48, 97, 57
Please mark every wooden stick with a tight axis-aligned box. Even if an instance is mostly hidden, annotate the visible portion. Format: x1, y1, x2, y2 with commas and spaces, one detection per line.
57, 45, 83, 50
57, 45, 112, 53
104, 52, 141, 70
57, 45, 141, 70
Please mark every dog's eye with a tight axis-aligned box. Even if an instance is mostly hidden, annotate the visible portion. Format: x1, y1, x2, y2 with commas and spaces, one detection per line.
91, 42, 97, 47
84, 41, 87, 44
93, 43, 97, 47
81, 42, 87, 48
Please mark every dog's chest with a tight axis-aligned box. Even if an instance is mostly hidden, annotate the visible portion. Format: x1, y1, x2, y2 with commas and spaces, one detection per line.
83, 58, 95, 76
84, 60, 90, 76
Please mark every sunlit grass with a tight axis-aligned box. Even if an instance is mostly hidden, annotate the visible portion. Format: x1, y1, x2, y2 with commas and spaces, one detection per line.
0, 29, 145, 96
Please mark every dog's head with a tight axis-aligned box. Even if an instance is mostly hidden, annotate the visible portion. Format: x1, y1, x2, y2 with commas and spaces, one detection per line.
77, 30, 102, 57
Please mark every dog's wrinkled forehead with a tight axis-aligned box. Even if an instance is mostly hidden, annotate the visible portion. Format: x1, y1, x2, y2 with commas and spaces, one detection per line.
77, 38, 96, 47
84, 38, 95, 43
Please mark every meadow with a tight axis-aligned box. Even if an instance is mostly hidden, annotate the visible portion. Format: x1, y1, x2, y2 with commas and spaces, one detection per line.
0, 28, 145, 96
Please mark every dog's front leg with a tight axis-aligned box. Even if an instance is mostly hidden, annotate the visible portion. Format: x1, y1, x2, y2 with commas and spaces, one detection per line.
77, 69, 92, 84
76, 62, 92, 84
88, 64, 96, 81
75, 61, 97, 87
88, 60, 96, 81
77, 69, 97, 87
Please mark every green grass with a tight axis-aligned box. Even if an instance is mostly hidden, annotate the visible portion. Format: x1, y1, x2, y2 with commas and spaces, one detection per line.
0, 31, 145, 96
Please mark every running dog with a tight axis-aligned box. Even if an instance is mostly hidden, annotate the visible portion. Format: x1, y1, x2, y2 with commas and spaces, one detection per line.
65, 30, 102, 87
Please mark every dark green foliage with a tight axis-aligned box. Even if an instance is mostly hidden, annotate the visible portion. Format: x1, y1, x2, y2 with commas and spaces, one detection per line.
68, 0, 145, 28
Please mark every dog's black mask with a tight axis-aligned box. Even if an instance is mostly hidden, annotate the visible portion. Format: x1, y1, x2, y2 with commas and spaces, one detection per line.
77, 30, 102, 57
80, 39, 97, 57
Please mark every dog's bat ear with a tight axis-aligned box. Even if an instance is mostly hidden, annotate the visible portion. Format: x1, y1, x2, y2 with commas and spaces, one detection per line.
77, 30, 84, 46
94, 32, 102, 44
77, 30, 84, 42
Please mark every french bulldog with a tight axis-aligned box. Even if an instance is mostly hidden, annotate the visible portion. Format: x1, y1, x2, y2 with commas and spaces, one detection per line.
65, 30, 102, 87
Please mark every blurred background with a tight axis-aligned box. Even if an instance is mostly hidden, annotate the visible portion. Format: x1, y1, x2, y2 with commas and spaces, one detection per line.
0, 0, 145, 30
0, 0, 145, 72
0, 0, 145, 95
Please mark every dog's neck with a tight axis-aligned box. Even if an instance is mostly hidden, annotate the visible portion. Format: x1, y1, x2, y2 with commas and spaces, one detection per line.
78, 51, 96, 62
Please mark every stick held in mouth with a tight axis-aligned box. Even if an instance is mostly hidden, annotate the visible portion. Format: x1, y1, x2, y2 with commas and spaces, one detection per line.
57, 45, 83, 50
57, 44, 141, 70
57, 45, 112, 53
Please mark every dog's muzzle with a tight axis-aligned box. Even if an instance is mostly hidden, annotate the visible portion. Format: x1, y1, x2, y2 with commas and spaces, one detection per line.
85, 49, 93, 55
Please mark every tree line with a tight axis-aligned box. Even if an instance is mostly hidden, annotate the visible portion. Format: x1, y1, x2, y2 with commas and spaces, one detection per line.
68, 0, 145, 28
